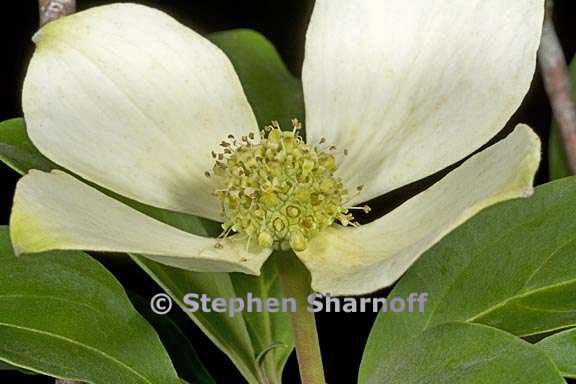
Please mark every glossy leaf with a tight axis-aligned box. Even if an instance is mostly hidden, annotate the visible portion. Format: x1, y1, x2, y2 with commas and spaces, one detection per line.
549, 56, 575, 180
364, 322, 564, 384
360, 177, 576, 382
538, 328, 576, 378
0, 226, 181, 384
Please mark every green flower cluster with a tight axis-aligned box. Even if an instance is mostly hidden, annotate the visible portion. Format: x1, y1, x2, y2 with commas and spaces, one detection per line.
212, 120, 354, 251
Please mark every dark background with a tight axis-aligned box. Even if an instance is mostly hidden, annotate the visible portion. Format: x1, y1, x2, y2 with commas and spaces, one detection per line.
1, 1, 576, 383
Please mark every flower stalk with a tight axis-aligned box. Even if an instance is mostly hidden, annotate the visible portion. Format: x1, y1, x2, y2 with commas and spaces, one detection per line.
539, 0, 576, 174
277, 252, 325, 384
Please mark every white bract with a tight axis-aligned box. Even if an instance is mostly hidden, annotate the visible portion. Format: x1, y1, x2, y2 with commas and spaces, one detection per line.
11, 1, 544, 295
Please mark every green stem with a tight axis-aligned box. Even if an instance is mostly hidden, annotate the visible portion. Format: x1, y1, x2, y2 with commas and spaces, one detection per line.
277, 252, 325, 384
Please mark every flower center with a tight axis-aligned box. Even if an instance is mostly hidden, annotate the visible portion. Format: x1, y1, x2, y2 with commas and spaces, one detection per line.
209, 119, 361, 252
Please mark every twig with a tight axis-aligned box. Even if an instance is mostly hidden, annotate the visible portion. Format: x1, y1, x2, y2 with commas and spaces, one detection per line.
539, 0, 576, 174
38, 0, 76, 27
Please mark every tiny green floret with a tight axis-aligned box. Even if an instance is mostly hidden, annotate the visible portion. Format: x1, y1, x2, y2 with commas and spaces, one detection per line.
210, 119, 357, 251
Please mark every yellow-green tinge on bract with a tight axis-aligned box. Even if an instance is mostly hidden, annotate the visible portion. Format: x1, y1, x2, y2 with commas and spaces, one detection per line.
10, 0, 544, 295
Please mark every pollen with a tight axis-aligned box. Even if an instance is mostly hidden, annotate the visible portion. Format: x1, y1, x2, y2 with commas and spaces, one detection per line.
211, 119, 355, 251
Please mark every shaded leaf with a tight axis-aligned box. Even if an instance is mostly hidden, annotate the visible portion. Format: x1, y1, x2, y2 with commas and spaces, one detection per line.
208, 29, 305, 130
549, 123, 570, 180
129, 293, 216, 384
538, 328, 576, 378
549, 56, 575, 180
0, 118, 56, 174
0, 226, 180, 384
0, 360, 36, 375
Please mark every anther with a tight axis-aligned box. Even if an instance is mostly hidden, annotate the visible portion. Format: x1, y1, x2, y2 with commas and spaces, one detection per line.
289, 231, 307, 252
286, 206, 300, 218
258, 232, 274, 248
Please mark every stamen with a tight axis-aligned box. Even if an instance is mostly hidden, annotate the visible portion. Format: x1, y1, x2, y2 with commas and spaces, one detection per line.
347, 205, 372, 214
209, 120, 357, 252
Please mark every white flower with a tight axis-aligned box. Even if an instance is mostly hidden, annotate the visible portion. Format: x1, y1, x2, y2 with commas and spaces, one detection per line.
11, 1, 544, 295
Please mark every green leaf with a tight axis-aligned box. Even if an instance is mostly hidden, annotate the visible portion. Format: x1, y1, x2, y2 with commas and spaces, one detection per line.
360, 177, 576, 382
208, 29, 305, 130
537, 328, 576, 378
364, 322, 564, 384
549, 123, 570, 180
128, 293, 216, 384
0, 118, 57, 174
0, 226, 181, 384
549, 56, 575, 180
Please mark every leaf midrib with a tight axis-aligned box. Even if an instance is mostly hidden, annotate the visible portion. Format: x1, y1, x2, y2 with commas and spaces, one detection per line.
0, 293, 107, 318
0, 322, 154, 384
468, 278, 576, 323
422, 196, 576, 332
